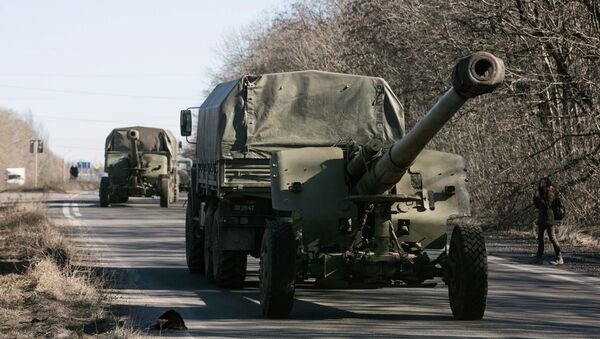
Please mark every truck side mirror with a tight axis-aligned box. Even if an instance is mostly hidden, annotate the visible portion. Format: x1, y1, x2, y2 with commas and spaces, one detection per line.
180, 110, 192, 137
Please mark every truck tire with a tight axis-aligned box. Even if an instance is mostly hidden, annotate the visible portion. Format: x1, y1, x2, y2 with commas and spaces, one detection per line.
99, 177, 110, 207
211, 208, 247, 288
160, 177, 170, 208
447, 225, 488, 320
204, 203, 215, 282
185, 202, 204, 274
260, 220, 295, 318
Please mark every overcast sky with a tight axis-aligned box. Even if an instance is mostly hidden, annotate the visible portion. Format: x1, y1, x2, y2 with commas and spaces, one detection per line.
0, 0, 279, 164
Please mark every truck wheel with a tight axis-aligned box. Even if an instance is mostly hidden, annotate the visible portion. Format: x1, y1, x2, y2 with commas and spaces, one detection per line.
211, 208, 247, 288
99, 177, 110, 207
185, 202, 204, 274
260, 220, 295, 318
204, 203, 215, 282
160, 177, 170, 208
447, 225, 488, 320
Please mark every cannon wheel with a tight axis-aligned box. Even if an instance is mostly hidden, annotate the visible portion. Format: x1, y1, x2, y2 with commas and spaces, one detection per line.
185, 201, 204, 274
260, 219, 295, 318
99, 177, 110, 207
211, 207, 247, 288
159, 177, 170, 208
447, 225, 488, 320
204, 203, 215, 282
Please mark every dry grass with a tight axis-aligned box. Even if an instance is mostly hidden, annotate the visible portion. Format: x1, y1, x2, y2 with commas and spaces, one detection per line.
0, 203, 135, 338
31, 259, 100, 303
1, 180, 100, 194
452, 215, 600, 251
557, 228, 600, 250
481, 221, 600, 251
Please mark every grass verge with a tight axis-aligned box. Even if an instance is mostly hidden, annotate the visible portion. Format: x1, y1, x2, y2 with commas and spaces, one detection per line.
1, 180, 100, 194
0, 203, 136, 338
452, 216, 600, 251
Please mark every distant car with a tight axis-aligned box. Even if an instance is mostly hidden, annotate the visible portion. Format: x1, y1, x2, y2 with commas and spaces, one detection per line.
5, 168, 26, 186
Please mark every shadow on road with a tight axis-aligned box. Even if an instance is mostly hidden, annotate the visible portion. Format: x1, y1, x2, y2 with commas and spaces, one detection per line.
104, 265, 453, 322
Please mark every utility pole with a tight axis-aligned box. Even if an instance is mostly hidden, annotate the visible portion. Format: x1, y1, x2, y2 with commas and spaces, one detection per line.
29, 139, 43, 187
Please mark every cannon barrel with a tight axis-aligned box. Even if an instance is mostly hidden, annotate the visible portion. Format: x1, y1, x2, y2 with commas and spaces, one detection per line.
353, 52, 505, 195
127, 129, 141, 169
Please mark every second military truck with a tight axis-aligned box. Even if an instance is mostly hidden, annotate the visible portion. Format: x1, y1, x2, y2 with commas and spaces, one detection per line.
101, 126, 179, 208
182, 52, 504, 319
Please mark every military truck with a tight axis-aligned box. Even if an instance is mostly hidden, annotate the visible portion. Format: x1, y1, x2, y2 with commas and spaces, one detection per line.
181, 52, 504, 320
101, 126, 179, 208
177, 156, 193, 192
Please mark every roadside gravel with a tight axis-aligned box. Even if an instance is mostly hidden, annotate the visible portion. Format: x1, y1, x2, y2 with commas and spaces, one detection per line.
485, 228, 600, 278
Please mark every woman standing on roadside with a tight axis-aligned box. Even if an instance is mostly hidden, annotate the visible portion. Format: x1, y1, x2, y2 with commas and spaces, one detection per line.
532, 177, 563, 265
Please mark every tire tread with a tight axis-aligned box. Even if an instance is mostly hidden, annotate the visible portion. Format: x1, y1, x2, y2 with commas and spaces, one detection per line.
449, 225, 488, 320
261, 220, 295, 318
185, 202, 204, 274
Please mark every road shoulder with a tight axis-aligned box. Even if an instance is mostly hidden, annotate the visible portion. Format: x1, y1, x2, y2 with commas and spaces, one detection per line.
485, 228, 600, 278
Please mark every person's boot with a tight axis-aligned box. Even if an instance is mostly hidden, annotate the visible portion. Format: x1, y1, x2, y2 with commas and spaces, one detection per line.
551, 255, 564, 266
530, 256, 543, 265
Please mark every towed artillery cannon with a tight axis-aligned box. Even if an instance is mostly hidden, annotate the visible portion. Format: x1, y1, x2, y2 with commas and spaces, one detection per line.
100, 126, 179, 208
267, 52, 504, 319
181, 52, 504, 320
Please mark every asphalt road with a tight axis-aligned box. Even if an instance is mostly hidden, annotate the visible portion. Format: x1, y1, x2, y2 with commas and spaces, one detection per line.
41, 191, 600, 338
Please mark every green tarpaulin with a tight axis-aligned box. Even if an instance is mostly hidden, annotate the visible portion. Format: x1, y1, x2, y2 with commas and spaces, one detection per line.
195, 70, 405, 163
105, 126, 177, 156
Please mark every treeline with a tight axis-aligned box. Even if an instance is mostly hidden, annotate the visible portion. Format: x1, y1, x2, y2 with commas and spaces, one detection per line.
212, 0, 599, 234
0, 108, 65, 190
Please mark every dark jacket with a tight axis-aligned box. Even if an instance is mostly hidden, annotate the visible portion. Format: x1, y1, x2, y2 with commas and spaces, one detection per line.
533, 186, 556, 226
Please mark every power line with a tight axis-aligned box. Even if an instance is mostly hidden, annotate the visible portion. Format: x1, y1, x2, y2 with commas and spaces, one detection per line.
0, 84, 195, 100
17, 113, 181, 124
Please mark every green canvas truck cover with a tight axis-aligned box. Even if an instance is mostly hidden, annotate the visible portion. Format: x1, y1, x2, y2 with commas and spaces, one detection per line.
105, 126, 176, 155
196, 70, 405, 163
